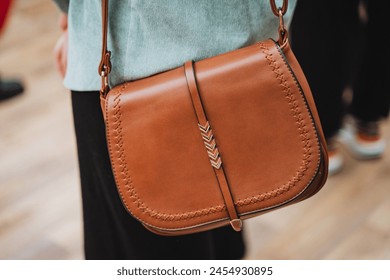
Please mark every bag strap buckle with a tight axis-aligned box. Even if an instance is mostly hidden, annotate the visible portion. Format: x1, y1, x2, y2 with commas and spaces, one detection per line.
270, 0, 289, 46
99, 51, 111, 97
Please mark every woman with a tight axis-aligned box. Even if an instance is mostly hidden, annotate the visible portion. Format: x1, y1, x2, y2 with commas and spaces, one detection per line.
52, 0, 296, 260
290, 0, 389, 175
0, 0, 24, 101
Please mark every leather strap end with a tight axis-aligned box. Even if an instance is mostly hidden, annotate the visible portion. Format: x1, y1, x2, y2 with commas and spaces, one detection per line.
230, 219, 243, 232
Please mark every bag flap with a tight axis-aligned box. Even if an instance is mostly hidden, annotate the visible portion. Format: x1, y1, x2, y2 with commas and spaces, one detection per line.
104, 39, 324, 232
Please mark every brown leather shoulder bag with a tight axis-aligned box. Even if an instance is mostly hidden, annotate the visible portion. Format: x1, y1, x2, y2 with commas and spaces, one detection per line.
99, 0, 328, 236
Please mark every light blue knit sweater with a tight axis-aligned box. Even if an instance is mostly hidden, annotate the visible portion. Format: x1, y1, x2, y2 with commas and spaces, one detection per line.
53, 0, 296, 91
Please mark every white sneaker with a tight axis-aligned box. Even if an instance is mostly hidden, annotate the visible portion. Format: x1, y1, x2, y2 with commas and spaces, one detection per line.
328, 148, 344, 175
327, 138, 344, 175
339, 116, 386, 160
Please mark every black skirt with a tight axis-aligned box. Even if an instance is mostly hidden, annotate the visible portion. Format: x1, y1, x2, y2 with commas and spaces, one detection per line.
70, 90, 246, 260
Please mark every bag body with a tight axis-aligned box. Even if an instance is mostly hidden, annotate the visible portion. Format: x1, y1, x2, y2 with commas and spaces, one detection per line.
100, 0, 328, 236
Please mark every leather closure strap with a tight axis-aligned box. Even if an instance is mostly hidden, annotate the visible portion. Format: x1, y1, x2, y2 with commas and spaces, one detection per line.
184, 61, 242, 232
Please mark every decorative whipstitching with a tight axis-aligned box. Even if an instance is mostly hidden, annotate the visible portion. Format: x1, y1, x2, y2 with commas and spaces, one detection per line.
198, 121, 222, 169
235, 42, 313, 207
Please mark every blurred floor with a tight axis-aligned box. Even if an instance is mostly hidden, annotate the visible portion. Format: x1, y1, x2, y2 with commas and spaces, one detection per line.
0, 0, 389, 260
0, 0, 82, 259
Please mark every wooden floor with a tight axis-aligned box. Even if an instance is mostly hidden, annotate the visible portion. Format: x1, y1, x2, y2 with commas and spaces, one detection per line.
0, 0, 389, 260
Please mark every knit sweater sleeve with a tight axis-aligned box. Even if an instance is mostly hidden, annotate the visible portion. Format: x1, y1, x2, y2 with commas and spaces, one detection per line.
52, 0, 69, 13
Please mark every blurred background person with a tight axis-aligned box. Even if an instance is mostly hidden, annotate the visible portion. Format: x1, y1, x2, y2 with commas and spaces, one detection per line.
0, 0, 24, 101
290, 0, 389, 175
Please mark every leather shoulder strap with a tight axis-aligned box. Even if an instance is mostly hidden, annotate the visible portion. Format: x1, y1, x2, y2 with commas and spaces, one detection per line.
98, 0, 111, 96
98, 0, 109, 74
